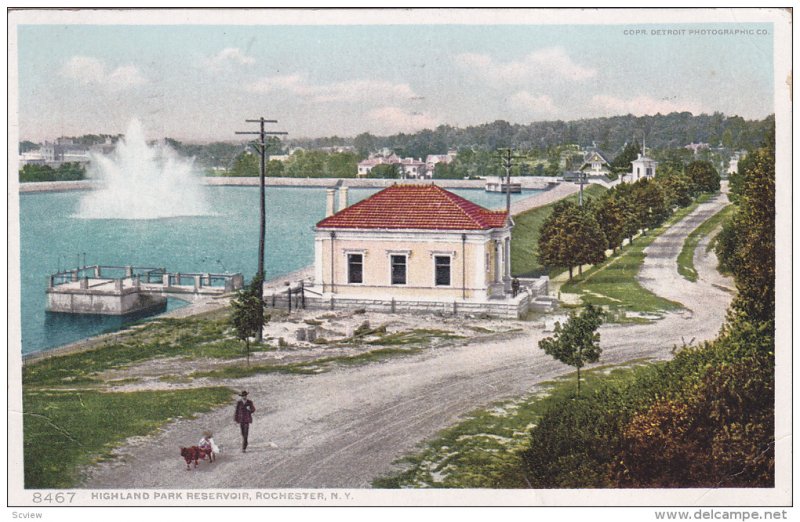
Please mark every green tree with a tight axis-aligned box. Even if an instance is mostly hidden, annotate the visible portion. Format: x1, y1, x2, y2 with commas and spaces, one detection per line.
265, 159, 285, 177
19, 162, 85, 182
686, 160, 720, 193
657, 169, 694, 208
57, 162, 87, 181
609, 183, 641, 245
368, 163, 401, 179
538, 304, 604, 395
230, 275, 268, 366
574, 205, 608, 274
610, 141, 641, 174
716, 145, 774, 327
326, 152, 359, 178
593, 195, 625, 252
632, 178, 670, 231
229, 152, 259, 177
544, 157, 561, 177
19, 164, 55, 182
434, 161, 461, 179
353, 132, 378, 158
285, 150, 327, 178
19, 140, 39, 153
538, 202, 607, 280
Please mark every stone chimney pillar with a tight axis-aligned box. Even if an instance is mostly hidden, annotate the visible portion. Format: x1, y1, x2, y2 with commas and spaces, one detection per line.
326, 188, 336, 217
339, 186, 349, 212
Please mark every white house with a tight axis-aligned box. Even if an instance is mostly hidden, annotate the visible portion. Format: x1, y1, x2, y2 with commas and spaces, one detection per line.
579, 150, 613, 177
630, 153, 658, 181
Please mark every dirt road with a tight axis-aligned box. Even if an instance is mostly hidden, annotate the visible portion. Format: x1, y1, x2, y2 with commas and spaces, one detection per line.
84, 193, 732, 489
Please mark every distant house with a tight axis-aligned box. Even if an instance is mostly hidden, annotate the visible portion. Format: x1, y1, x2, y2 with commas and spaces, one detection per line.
685, 142, 710, 155
579, 150, 613, 177
630, 153, 658, 181
356, 153, 429, 179
727, 150, 747, 176
357, 154, 399, 177
425, 150, 457, 173
399, 157, 428, 179
37, 140, 91, 167
313, 184, 512, 303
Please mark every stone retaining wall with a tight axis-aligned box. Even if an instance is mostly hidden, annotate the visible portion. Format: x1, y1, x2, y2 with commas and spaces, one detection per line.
264, 276, 551, 319
203, 176, 557, 190
266, 293, 531, 319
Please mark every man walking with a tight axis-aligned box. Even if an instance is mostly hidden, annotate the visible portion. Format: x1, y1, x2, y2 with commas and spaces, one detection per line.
234, 391, 255, 452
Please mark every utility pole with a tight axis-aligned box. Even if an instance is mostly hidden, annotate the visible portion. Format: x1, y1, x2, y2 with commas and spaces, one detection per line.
498, 148, 523, 220
235, 118, 287, 342
578, 171, 588, 207
497, 148, 523, 294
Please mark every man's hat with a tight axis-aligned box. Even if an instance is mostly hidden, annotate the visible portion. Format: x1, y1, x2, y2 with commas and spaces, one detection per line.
239, 391, 248, 396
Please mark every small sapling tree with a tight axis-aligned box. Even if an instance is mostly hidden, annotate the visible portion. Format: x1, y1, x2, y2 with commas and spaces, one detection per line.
538, 304, 604, 395
231, 274, 268, 366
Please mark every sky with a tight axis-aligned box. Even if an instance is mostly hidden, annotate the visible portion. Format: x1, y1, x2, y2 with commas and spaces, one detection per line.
13, 10, 777, 143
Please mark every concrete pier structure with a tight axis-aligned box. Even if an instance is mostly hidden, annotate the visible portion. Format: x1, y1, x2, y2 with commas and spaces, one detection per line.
46, 265, 244, 315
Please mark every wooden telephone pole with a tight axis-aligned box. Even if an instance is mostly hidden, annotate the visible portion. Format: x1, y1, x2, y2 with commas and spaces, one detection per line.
498, 148, 524, 218
498, 148, 523, 293
235, 118, 287, 342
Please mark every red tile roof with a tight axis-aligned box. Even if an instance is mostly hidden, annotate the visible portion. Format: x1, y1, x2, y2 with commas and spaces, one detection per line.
317, 184, 509, 231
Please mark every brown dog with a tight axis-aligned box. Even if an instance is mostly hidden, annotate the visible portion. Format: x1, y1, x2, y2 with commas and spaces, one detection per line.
180, 446, 212, 470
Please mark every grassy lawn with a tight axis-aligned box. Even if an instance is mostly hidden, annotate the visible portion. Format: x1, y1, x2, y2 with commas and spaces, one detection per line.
511, 184, 607, 277
677, 204, 735, 282
23, 387, 233, 488
22, 309, 242, 387
372, 361, 651, 488
192, 328, 463, 379
22, 303, 472, 488
559, 196, 713, 314
22, 316, 467, 486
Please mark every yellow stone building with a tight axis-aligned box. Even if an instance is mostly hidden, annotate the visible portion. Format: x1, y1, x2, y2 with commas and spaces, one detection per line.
313, 184, 513, 304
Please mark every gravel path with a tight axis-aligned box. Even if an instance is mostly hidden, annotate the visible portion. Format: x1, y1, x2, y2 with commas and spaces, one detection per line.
83, 192, 733, 489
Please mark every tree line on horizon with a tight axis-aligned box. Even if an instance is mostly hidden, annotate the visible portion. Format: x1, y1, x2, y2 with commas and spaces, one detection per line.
19, 112, 772, 182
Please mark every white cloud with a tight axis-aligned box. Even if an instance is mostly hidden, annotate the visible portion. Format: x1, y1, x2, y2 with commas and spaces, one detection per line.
245, 74, 416, 104
455, 47, 596, 84
61, 56, 146, 90
202, 47, 256, 70
366, 106, 438, 134
590, 94, 705, 116
510, 91, 557, 115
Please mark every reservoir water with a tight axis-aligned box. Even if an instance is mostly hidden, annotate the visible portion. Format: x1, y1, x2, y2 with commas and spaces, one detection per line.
19, 185, 539, 355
